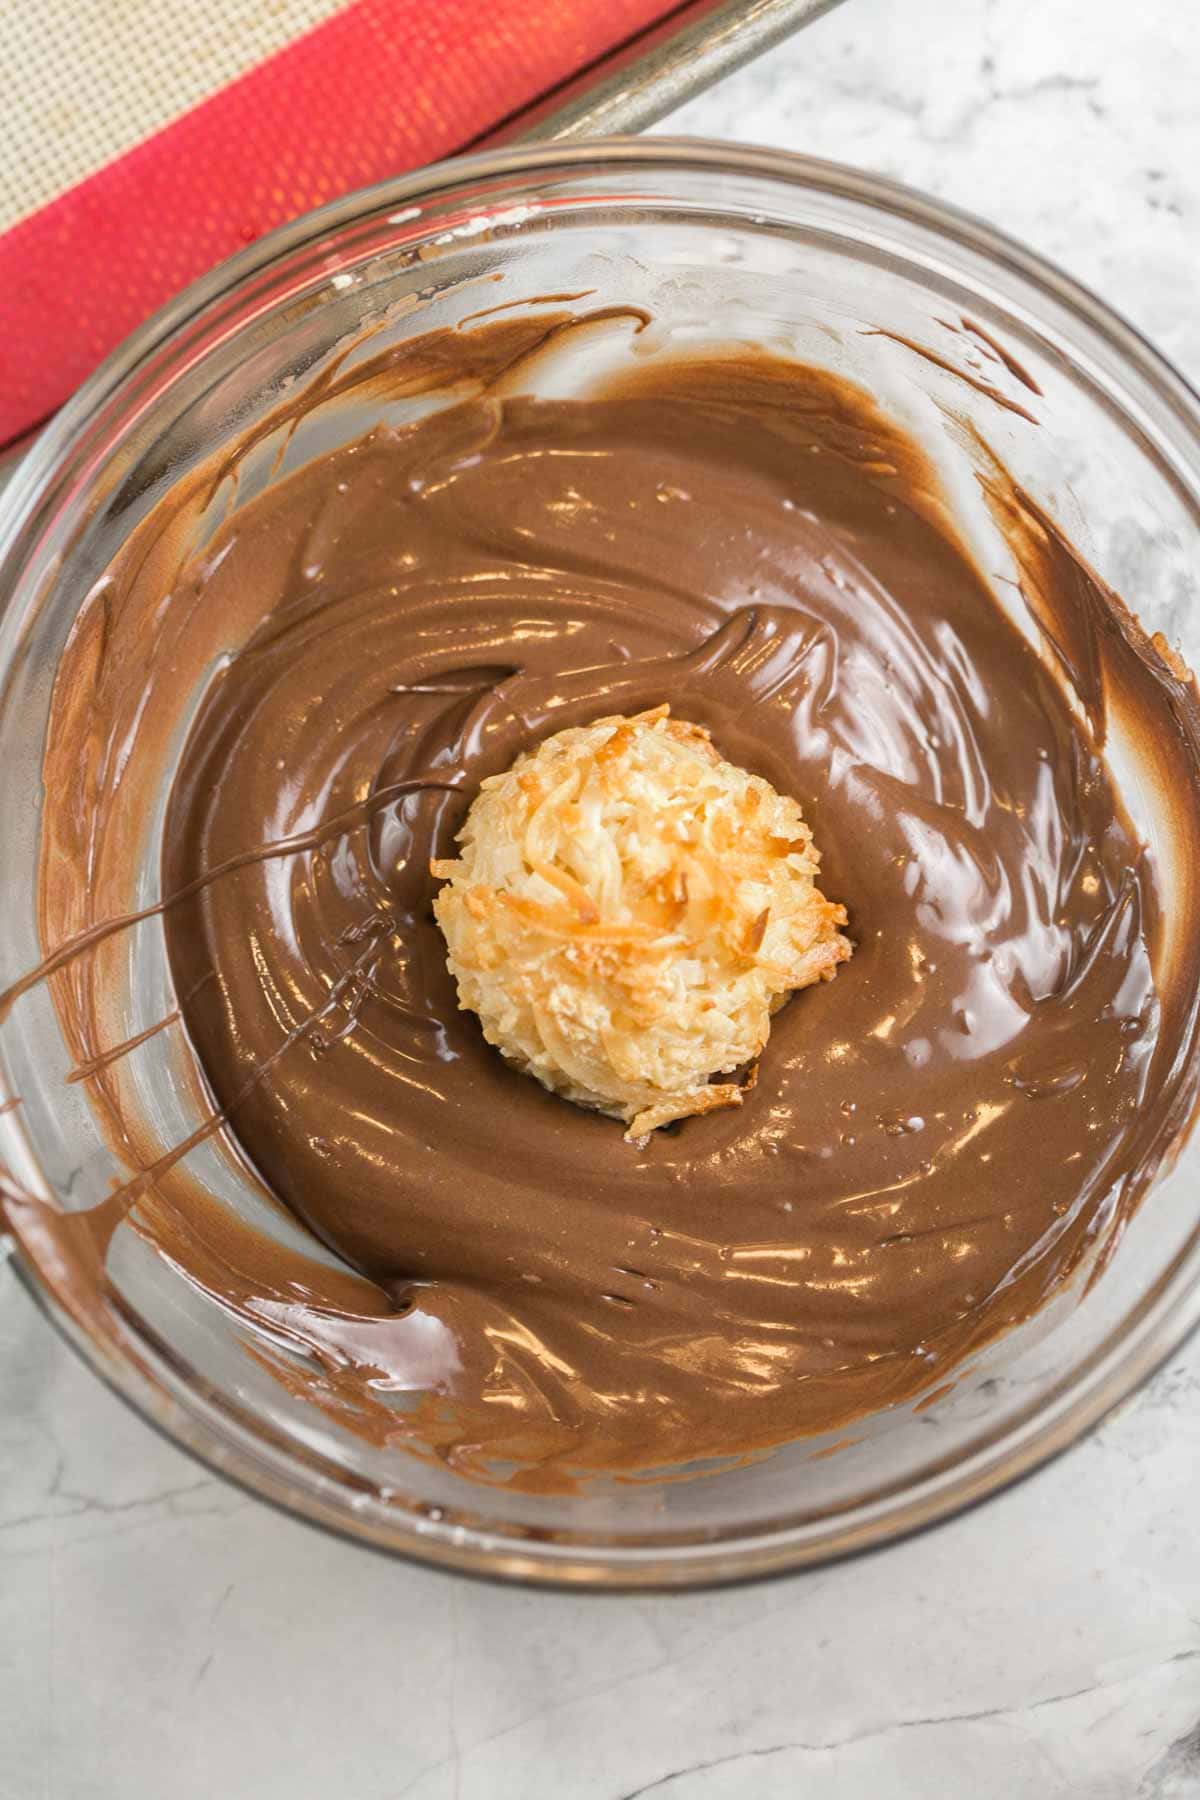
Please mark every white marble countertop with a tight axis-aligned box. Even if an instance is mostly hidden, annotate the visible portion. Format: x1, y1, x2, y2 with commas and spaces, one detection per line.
3, 1, 1199, 1794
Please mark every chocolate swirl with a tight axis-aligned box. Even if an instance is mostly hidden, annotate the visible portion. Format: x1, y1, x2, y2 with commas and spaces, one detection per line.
14, 317, 1200, 1488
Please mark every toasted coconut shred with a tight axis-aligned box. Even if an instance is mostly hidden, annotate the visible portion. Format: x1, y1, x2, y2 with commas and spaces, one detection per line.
431, 706, 852, 1141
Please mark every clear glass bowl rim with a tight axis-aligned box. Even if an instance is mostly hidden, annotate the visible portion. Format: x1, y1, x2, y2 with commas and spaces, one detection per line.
4, 136, 1200, 1589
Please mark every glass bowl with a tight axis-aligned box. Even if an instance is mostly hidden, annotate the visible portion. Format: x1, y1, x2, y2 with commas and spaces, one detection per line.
2, 140, 1199, 1588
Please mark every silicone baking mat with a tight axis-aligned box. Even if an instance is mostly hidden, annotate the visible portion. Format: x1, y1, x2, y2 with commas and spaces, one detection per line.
0, 0, 679, 444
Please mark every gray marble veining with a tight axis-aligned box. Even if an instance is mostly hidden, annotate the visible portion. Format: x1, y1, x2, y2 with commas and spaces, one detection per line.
3, 1, 1199, 1794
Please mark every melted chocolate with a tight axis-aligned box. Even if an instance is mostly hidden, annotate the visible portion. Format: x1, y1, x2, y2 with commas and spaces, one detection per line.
9, 313, 1200, 1488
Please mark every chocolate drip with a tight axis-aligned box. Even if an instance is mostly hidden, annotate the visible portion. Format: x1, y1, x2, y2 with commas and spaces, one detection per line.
9, 318, 1200, 1489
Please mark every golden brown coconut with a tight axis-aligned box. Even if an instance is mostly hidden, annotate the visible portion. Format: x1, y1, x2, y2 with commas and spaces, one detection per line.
431, 705, 851, 1141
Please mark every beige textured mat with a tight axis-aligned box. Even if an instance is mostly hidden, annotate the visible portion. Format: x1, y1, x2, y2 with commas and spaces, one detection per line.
0, 0, 347, 231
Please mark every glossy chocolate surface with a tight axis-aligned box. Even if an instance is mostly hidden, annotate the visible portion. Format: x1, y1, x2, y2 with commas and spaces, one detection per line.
11, 312, 1200, 1487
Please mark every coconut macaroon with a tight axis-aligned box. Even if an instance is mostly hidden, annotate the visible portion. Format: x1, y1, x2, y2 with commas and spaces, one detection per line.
430, 705, 851, 1142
